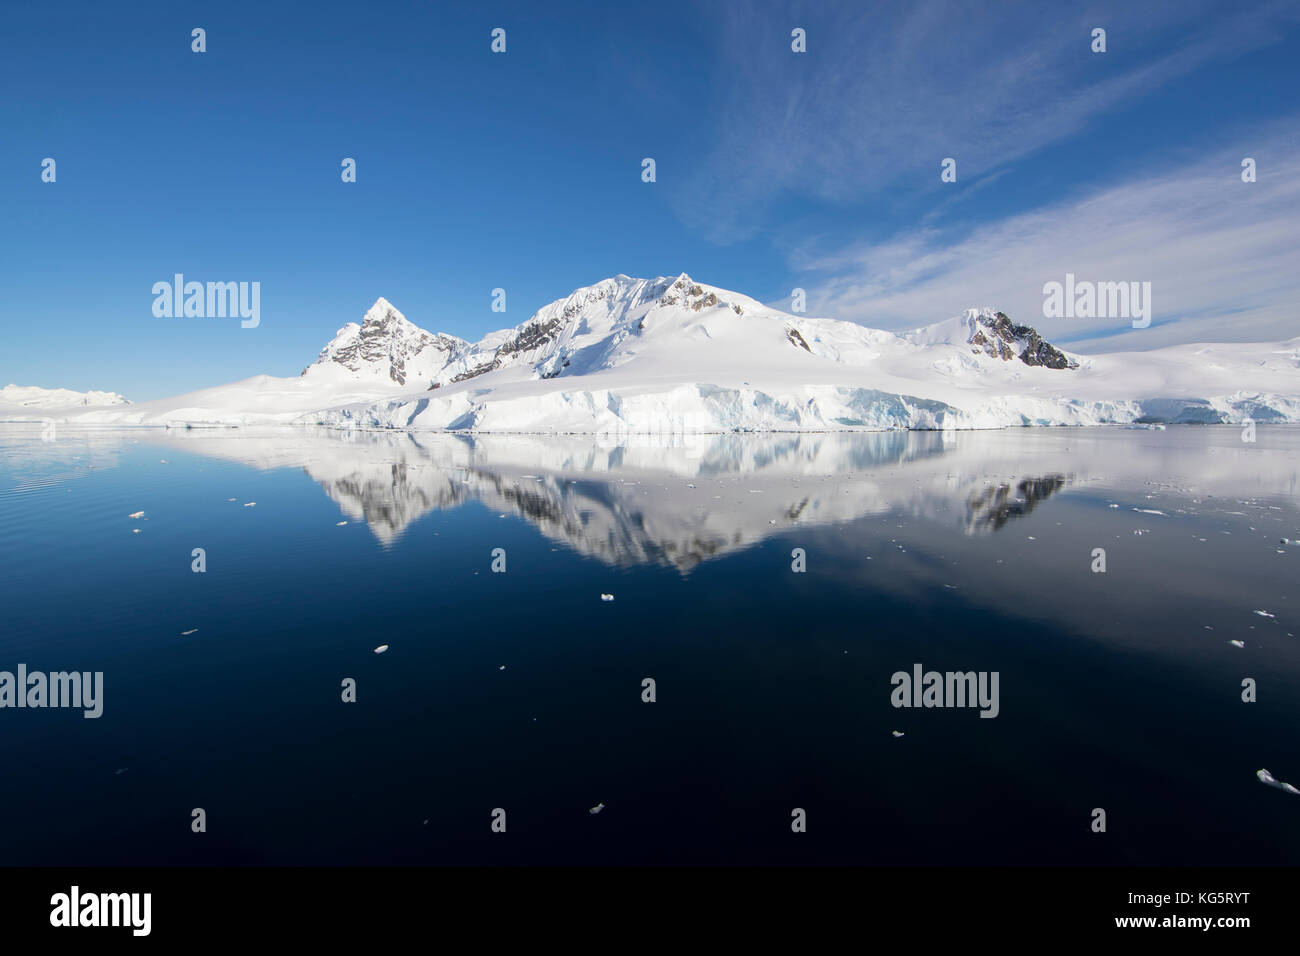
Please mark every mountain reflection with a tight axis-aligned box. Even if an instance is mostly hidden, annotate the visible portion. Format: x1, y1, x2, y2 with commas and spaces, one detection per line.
4, 423, 1295, 572
967, 474, 1069, 533
137, 428, 1081, 569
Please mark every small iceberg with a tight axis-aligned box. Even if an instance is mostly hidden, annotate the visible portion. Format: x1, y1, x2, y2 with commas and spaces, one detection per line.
1257, 769, 1300, 795
1229, 640, 1245, 648
336, 521, 348, 526
589, 802, 605, 814
243, 502, 256, 508
127, 511, 144, 519
891, 731, 905, 738
373, 644, 389, 654
181, 628, 198, 636
600, 593, 615, 602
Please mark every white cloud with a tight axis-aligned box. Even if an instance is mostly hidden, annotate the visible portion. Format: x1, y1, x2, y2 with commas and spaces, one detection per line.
676, 0, 1298, 242
790, 123, 1300, 348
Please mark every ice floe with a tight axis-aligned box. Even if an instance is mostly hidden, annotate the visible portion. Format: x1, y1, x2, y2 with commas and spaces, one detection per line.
1257, 769, 1300, 795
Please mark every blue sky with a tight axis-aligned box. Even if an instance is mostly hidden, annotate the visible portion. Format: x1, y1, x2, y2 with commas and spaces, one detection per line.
4, 0, 1298, 400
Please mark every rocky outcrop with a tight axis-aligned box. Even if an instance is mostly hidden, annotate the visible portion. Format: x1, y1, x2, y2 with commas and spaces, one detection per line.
786, 327, 812, 352
307, 298, 464, 385
968, 312, 1078, 370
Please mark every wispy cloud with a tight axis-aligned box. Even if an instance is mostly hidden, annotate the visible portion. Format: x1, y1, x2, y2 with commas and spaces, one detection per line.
789, 120, 1300, 348
676, 0, 1297, 241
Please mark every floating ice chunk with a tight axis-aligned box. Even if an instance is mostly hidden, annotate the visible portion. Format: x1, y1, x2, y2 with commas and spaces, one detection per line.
1230, 640, 1245, 648
1133, 508, 1166, 516
892, 731, 905, 738
159, 459, 168, 464
336, 521, 347, 526
128, 511, 144, 519
1254, 610, 1275, 618
1108, 503, 1119, 508
181, 629, 198, 636
373, 644, 389, 654
227, 498, 236, 502
131, 528, 142, 534
243, 502, 256, 508
600, 593, 615, 602
498, 665, 506, 671
1257, 769, 1300, 794
589, 802, 605, 814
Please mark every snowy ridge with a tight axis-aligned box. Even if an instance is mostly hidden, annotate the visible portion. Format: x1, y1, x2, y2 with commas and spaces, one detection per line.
0, 384, 130, 412
10, 273, 1300, 431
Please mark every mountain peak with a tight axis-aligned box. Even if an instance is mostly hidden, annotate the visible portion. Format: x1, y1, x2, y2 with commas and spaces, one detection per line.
307, 298, 465, 385
966, 310, 1078, 369
361, 296, 409, 327
907, 308, 1078, 370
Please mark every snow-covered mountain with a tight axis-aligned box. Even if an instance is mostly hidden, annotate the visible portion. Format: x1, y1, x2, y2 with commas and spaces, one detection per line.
12, 273, 1300, 431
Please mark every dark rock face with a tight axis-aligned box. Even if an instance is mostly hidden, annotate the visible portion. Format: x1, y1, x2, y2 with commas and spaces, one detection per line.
450, 360, 501, 384
499, 315, 564, 358
970, 312, 1078, 370
786, 327, 812, 352
1019, 338, 1077, 370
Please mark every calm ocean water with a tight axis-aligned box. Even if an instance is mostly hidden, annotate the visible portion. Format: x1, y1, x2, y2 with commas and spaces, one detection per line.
0, 424, 1296, 865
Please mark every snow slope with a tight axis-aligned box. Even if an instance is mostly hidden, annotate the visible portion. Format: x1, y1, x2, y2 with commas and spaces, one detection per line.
13, 274, 1300, 431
